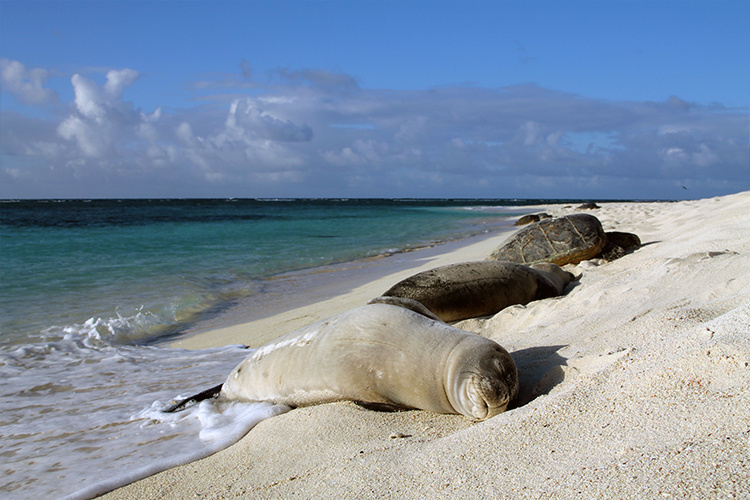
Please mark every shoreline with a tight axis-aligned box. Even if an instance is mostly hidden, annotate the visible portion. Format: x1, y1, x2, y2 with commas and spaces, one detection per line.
108, 192, 750, 499
169, 216, 532, 350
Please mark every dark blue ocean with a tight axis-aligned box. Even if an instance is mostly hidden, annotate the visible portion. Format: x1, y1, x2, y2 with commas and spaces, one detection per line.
0, 198, 565, 499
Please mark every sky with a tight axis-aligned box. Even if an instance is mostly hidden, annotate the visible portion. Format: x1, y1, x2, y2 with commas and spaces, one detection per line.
1, 0, 748, 200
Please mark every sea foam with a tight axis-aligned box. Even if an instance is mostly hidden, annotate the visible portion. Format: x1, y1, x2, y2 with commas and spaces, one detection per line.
0, 323, 289, 499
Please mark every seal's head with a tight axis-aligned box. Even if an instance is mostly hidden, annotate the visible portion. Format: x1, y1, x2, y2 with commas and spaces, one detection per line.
447, 339, 519, 420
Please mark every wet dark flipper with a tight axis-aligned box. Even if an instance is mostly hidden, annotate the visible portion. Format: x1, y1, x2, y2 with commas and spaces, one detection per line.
367, 296, 444, 323
354, 401, 409, 412
162, 383, 224, 413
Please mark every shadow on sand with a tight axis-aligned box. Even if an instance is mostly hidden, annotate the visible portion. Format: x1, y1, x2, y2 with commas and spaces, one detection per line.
509, 344, 569, 409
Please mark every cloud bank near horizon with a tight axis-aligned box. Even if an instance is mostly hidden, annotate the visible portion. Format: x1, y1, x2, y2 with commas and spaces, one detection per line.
1, 58, 747, 200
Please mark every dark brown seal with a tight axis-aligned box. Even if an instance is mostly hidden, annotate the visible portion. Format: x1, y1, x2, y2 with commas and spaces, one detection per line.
376, 261, 575, 322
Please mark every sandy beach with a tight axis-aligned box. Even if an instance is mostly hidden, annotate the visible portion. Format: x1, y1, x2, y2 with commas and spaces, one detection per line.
105, 192, 750, 499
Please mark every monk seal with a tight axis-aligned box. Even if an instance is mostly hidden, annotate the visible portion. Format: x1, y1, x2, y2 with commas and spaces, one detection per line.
376, 261, 576, 322
216, 303, 518, 420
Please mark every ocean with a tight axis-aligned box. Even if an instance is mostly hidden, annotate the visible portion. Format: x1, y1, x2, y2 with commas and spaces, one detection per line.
0, 198, 562, 499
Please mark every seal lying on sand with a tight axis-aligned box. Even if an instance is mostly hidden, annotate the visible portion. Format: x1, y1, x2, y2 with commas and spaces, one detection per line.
166, 304, 518, 420
375, 261, 576, 322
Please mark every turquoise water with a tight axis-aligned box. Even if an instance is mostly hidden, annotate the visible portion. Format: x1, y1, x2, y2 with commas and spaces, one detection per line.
1, 198, 539, 345
0, 198, 558, 498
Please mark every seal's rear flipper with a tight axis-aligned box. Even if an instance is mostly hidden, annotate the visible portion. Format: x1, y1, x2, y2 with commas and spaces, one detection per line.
162, 383, 224, 413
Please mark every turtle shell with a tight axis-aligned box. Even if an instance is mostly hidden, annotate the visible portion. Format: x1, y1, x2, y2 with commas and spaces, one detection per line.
489, 213, 606, 265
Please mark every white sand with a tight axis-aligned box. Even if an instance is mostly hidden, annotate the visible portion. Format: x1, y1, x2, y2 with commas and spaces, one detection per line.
106, 192, 750, 499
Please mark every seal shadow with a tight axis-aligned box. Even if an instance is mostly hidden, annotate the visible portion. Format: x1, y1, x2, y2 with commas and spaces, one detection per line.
508, 345, 568, 409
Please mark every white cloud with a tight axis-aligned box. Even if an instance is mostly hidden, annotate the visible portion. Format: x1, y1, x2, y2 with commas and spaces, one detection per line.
175, 122, 196, 146
223, 98, 313, 142
56, 70, 145, 158
693, 143, 718, 167
664, 147, 688, 162
1, 61, 747, 199
70, 70, 140, 120
71, 74, 107, 120
57, 116, 109, 158
522, 121, 541, 146
0, 58, 58, 106
103, 68, 139, 98
323, 139, 390, 167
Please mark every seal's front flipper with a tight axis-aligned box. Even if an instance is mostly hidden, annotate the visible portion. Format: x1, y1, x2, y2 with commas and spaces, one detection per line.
162, 383, 224, 413
367, 296, 445, 323
354, 400, 409, 413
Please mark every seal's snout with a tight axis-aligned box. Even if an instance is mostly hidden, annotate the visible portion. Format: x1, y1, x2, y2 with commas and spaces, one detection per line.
459, 349, 519, 420
465, 373, 513, 420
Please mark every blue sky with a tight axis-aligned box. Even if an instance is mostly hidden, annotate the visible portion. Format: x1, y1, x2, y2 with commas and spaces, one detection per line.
1, 0, 748, 200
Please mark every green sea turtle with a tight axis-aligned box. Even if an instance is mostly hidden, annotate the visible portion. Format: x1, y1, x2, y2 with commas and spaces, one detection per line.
488, 213, 607, 266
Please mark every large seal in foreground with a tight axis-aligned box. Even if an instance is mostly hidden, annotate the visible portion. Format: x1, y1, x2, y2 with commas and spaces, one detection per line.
376, 261, 575, 322
221, 304, 519, 420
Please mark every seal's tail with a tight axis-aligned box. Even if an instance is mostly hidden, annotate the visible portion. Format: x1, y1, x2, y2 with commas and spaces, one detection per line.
162, 383, 224, 413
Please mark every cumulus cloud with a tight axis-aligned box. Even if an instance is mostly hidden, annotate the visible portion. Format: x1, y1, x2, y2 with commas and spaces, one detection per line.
103, 68, 139, 97
1, 60, 747, 199
56, 70, 146, 158
0, 58, 58, 106
221, 99, 313, 143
